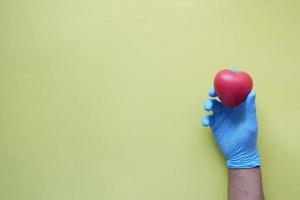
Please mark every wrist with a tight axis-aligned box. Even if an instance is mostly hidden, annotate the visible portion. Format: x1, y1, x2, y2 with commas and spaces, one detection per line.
227, 151, 261, 169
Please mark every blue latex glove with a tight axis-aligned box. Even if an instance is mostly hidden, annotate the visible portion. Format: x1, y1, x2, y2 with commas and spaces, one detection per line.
202, 87, 261, 169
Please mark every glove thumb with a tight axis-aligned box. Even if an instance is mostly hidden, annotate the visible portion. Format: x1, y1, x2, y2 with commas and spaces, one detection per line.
245, 91, 257, 121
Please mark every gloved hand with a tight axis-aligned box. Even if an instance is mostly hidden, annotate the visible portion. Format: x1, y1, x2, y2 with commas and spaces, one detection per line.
202, 87, 261, 169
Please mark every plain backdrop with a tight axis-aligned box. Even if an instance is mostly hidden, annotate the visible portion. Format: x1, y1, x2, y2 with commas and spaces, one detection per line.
1, 0, 300, 199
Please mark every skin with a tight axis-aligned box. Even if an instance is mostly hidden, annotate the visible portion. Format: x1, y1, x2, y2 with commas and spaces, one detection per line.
228, 167, 264, 200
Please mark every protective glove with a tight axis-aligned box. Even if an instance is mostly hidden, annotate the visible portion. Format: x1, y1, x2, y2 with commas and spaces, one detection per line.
202, 87, 261, 169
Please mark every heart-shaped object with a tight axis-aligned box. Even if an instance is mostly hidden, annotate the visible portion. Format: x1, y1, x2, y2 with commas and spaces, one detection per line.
214, 69, 253, 108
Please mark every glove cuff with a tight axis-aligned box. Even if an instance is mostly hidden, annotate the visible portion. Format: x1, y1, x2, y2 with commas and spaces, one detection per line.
227, 152, 261, 169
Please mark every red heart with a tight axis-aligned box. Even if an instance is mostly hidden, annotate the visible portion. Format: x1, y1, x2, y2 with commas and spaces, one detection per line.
213, 69, 253, 108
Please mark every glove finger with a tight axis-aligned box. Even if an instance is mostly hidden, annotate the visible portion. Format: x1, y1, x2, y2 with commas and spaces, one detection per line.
229, 68, 238, 73
202, 115, 215, 127
209, 87, 217, 97
204, 99, 223, 114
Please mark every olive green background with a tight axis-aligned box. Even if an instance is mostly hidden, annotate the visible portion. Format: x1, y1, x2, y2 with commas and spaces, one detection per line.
1, 0, 300, 199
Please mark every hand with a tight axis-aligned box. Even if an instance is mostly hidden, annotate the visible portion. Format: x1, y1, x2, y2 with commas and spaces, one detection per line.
202, 87, 261, 168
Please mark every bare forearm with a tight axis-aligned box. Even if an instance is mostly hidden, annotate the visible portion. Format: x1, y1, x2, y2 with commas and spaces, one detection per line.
228, 167, 264, 200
